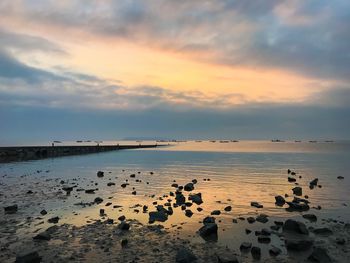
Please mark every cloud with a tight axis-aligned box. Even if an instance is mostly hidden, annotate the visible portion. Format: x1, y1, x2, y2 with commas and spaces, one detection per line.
1, 0, 349, 82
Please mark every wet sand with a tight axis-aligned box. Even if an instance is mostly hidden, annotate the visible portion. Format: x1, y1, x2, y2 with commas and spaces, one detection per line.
1, 141, 349, 262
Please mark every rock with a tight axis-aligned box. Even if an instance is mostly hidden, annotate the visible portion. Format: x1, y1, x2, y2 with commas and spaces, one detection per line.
33, 231, 51, 241
175, 192, 186, 205
251, 246, 261, 260
283, 219, 309, 235
121, 183, 128, 188
203, 216, 216, 225
309, 178, 319, 187
217, 255, 239, 263
4, 204, 18, 214
286, 201, 309, 212
118, 221, 130, 231
85, 189, 95, 194
94, 197, 103, 204
336, 237, 346, 245
189, 193, 203, 205
256, 214, 269, 223
245, 229, 252, 234
121, 239, 128, 247
240, 242, 252, 250
107, 182, 115, 186
176, 247, 197, 263
62, 186, 73, 194
288, 169, 291, 174
285, 239, 313, 250
211, 210, 221, 215
40, 209, 47, 215
269, 246, 282, 256
130, 174, 135, 178
247, 217, 256, 224
224, 206, 232, 211
26, 190, 34, 194
171, 183, 179, 188
251, 201, 263, 208
337, 176, 344, 179
275, 195, 285, 206
15, 251, 41, 263
288, 177, 296, 182
47, 216, 59, 224
308, 247, 332, 262
131, 191, 136, 195
192, 179, 198, 184
292, 187, 302, 196
184, 183, 194, 191
149, 211, 168, 222
313, 228, 333, 236
199, 223, 218, 240
185, 209, 193, 217
97, 171, 104, 177
99, 209, 105, 215
303, 214, 317, 222
118, 215, 126, 221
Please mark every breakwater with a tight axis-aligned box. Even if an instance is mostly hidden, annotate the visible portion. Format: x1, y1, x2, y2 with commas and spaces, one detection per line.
0, 144, 161, 163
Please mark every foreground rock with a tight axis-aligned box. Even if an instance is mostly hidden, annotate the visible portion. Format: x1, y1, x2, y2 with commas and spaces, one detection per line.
176, 247, 197, 263
308, 247, 332, 262
283, 219, 309, 235
15, 251, 41, 263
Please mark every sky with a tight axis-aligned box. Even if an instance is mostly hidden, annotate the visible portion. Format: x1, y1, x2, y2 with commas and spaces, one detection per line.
0, 0, 350, 144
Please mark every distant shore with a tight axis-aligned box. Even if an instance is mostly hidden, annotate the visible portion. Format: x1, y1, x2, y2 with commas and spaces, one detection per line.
0, 144, 163, 163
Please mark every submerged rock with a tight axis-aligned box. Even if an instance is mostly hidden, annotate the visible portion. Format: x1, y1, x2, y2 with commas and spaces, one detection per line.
4, 204, 18, 214
176, 247, 197, 263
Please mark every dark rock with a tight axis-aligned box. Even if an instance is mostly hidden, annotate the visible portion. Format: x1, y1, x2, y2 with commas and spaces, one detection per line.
175, 192, 186, 205
15, 251, 41, 263
256, 214, 269, 223
94, 197, 103, 204
27, 190, 33, 194
40, 209, 47, 215
275, 195, 286, 206
245, 229, 252, 234
336, 237, 346, 245
107, 182, 115, 186
292, 187, 302, 196
269, 246, 282, 256
283, 219, 309, 235
4, 204, 18, 214
149, 211, 168, 222
211, 210, 221, 215
303, 214, 317, 222
121, 239, 128, 247
288, 177, 296, 182
62, 186, 73, 193
189, 193, 203, 205
308, 247, 332, 262
171, 183, 179, 188
131, 191, 136, 195
251, 246, 261, 260
118, 221, 130, 231
118, 215, 126, 221
85, 189, 95, 194
199, 223, 218, 240
99, 209, 105, 215
185, 209, 193, 217
258, 236, 271, 243
33, 231, 51, 241
203, 216, 215, 225
286, 201, 309, 212
176, 247, 197, 263
192, 179, 198, 184
224, 206, 232, 211
309, 178, 319, 187
251, 201, 263, 208
247, 217, 256, 224
97, 171, 104, 177
47, 216, 59, 224
184, 183, 194, 191
337, 176, 344, 180
130, 174, 135, 178
240, 242, 252, 250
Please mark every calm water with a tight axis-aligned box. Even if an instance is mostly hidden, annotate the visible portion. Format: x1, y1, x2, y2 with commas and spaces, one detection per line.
1, 140, 350, 259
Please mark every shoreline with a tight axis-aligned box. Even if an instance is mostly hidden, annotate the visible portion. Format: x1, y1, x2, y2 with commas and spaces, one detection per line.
0, 144, 164, 163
